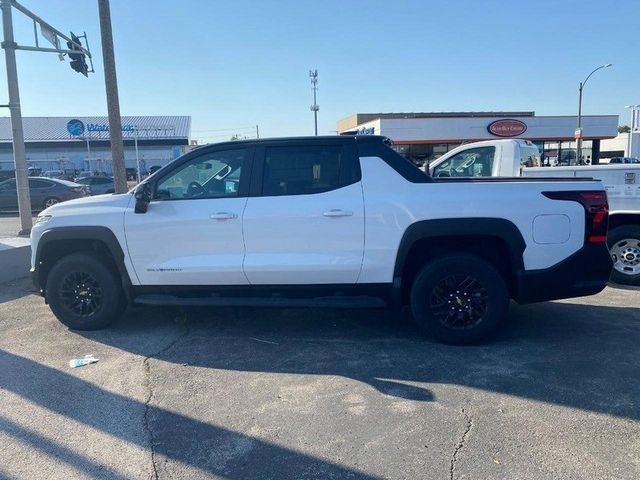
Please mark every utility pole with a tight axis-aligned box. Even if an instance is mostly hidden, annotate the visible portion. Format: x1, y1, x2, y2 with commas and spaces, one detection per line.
309, 69, 319, 136
256, 124, 260, 139
1, 0, 30, 234
97, 0, 126, 193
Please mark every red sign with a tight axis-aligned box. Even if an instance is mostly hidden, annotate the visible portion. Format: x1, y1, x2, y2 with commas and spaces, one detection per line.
487, 119, 527, 137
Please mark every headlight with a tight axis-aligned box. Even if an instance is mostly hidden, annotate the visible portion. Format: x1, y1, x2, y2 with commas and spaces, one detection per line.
35, 215, 52, 225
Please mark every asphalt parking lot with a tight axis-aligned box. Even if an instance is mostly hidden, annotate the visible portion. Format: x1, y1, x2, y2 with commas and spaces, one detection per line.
0, 276, 639, 480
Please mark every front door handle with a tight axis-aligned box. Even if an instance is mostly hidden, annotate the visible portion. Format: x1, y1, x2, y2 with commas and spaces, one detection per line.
210, 212, 238, 220
323, 209, 353, 218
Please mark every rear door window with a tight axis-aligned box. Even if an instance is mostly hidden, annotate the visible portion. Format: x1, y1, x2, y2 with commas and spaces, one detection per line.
29, 179, 53, 189
261, 144, 357, 196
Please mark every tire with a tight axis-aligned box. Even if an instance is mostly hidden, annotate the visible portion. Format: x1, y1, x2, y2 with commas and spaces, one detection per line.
608, 226, 640, 286
43, 197, 60, 209
410, 254, 509, 345
46, 252, 125, 330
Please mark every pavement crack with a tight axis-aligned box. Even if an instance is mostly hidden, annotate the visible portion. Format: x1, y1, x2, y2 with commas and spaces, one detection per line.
449, 407, 472, 480
143, 321, 190, 480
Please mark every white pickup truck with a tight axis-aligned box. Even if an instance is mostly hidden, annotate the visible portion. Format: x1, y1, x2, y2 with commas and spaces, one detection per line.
30, 136, 612, 344
428, 139, 640, 285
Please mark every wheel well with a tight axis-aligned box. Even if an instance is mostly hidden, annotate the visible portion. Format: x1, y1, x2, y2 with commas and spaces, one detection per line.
609, 214, 640, 231
38, 239, 120, 291
399, 235, 517, 303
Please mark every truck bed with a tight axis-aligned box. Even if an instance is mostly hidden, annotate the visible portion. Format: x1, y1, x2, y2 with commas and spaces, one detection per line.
431, 176, 597, 183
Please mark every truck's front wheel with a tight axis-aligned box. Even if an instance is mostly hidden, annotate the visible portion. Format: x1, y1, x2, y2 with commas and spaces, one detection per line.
46, 253, 125, 330
410, 254, 509, 345
608, 226, 640, 286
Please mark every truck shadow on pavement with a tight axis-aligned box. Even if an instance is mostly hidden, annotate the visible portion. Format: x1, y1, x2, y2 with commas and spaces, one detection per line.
2, 299, 639, 478
0, 349, 382, 479
87, 299, 639, 421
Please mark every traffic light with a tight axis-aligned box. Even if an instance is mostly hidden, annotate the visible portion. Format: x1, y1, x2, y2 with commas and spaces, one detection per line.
67, 32, 88, 77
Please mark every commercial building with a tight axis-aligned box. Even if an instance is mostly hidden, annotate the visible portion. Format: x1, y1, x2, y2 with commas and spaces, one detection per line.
0, 115, 191, 175
337, 112, 619, 165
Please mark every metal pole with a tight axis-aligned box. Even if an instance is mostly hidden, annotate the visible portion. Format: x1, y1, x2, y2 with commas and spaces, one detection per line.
628, 109, 633, 157
256, 124, 259, 139
86, 137, 91, 172
97, 0, 126, 193
1, 0, 32, 234
576, 82, 583, 166
313, 86, 318, 136
134, 133, 141, 183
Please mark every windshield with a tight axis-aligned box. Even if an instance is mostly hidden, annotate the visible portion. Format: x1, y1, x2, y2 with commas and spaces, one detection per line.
433, 146, 496, 177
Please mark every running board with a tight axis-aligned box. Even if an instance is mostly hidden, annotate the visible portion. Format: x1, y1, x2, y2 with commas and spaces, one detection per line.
133, 294, 387, 308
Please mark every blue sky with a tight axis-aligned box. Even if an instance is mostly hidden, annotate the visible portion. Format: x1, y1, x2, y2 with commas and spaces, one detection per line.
2, 0, 639, 142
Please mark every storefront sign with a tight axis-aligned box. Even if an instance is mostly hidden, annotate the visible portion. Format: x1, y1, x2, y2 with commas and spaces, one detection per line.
86, 123, 136, 133
487, 119, 527, 137
67, 119, 136, 136
66, 119, 85, 136
358, 126, 375, 135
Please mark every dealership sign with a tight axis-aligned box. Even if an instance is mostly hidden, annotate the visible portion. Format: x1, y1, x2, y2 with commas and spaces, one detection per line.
67, 119, 136, 136
487, 119, 527, 137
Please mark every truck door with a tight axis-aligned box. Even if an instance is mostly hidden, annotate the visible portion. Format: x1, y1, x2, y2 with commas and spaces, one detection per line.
124, 146, 253, 285
242, 141, 365, 284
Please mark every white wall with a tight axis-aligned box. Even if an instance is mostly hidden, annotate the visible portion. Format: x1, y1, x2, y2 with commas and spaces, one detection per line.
600, 132, 640, 157
375, 116, 618, 143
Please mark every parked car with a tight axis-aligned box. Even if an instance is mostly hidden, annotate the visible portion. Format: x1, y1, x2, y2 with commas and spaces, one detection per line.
27, 167, 42, 176
0, 169, 15, 180
31, 135, 612, 344
126, 168, 137, 180
0, 176, 87, 212
74, 176, 115, 195
609, 157, 640, 164
74, 171, 93, 181
42, 170, 65, 179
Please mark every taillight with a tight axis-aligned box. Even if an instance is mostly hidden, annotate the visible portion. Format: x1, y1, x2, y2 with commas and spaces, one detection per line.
543, 190, 609, 244
69, 186, 84, 193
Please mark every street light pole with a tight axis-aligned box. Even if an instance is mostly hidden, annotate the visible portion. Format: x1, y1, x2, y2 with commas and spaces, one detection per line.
1, 0, 31, 234
576, 63, 612, 165
625, 105, 640, 157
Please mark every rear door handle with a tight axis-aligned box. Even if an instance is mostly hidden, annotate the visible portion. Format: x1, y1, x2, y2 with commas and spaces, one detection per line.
210, 212, 238, 220
323, 209, 353, 218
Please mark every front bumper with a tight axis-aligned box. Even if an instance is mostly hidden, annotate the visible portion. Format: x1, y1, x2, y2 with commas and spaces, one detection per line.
515, 243, 613, 304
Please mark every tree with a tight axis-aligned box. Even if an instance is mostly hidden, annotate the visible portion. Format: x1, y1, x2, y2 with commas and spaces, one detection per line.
618, 125, 631, 133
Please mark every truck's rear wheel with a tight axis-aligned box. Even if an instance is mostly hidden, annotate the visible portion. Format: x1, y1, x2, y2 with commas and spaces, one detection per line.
410, 254, 509, 345
46, 252, 125, 330
608, 226, 640, 286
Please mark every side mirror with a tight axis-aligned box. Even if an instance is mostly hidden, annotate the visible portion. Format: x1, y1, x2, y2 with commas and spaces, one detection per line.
134, 183, 152, 214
